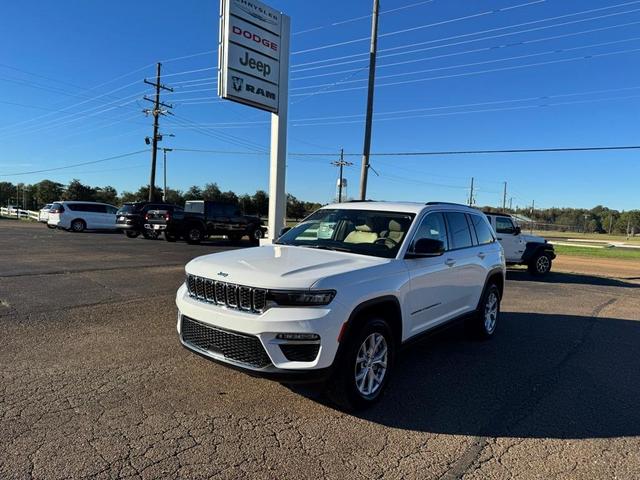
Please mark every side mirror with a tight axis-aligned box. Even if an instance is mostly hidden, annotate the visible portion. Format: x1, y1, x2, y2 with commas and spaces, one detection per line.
514, 226, 521, 235
408, 238, 445, 258
279, 226, 292, 237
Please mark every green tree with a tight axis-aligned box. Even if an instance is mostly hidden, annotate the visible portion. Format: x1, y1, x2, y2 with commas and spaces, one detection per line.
94, 186, 118, 205
63, 179, 96, 201
33, 180, 64, 206
0, 181, 16, 206
252, 190, 269, 216
183, 185, 203, 201
238, 194, 253, 214
286, 194, 306, 220
163, 188, 184, 206
202, 183, 222, 201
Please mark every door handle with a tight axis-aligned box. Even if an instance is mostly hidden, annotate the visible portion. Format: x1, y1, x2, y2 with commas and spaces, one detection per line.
445, 258, 456, 267
478, 252, 486, 259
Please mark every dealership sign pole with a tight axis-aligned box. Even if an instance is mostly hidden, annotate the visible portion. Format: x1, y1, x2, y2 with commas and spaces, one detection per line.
219, 0, 290, 240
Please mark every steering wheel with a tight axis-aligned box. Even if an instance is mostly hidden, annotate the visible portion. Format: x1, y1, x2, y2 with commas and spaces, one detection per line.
374, 237, 398, 247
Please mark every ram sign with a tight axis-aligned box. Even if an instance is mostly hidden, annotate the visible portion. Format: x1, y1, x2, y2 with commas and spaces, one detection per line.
218, 0, 289, 113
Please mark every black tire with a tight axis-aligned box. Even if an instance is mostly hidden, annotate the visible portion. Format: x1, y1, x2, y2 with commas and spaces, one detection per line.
46, 224, 56, 229
528, 252, 552, 276
185, 225, 204, 244
125, 230, 140, 238
326, 317, 395, 411
250, 227, 263, 246
467, 283, 501, 339
164, 230, 178, 242
70, 219, 86, 233
142, 230, 159, 240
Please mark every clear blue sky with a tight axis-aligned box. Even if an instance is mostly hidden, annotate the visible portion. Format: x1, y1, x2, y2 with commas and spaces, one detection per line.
1, 0, 639, 210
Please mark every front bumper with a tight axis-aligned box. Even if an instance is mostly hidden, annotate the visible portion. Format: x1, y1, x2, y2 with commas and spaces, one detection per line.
175, 283, 347, 379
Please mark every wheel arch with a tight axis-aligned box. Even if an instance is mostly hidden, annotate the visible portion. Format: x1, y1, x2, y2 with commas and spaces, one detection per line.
339, 296, 403, 349
476, 267, 504, 311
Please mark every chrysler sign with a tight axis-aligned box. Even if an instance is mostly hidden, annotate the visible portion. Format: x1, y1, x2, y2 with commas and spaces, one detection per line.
218, 0, 289, 113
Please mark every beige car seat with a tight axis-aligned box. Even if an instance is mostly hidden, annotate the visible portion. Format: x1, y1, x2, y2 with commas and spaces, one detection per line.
380, 219, 405, 245
344, 224, 379, 244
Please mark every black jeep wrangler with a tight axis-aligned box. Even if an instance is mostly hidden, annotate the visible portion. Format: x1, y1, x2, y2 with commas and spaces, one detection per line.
116, 202, 182, 239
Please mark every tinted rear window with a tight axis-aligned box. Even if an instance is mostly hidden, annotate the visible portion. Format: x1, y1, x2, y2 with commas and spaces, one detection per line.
185, 202, 204, 214
118, 204, 141, 214
445, 212, 473, 249
470, 214, 495, 245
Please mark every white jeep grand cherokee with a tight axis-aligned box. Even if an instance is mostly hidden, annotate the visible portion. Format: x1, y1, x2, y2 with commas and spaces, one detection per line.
176, 201, 506, 409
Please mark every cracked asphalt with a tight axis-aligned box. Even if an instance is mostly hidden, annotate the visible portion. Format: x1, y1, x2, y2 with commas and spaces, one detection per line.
1, 220, 639, 479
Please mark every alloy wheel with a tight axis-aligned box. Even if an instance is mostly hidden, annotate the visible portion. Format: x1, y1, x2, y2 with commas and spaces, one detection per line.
484, 291, 499, 334
536, 255, 550, 273
354, 333, 388, 397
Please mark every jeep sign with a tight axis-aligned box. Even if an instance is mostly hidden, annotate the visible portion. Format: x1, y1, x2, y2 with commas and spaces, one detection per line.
218, 0, 289, 113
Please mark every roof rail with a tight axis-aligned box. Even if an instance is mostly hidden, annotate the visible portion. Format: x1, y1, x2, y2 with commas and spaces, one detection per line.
425, 201, 469, 207
482, 210, 513, 217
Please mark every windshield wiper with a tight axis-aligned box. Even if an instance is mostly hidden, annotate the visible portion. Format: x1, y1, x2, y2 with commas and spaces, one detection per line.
298, 244, 352, 253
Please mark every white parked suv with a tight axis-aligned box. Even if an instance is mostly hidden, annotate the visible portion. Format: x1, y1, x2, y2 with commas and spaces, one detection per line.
47, 201, 120, 232
484, 212, 556, 275
176, 202, 506, 409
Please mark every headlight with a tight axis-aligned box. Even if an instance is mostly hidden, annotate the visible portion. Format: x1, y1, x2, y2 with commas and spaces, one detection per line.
266, 290, 336, 307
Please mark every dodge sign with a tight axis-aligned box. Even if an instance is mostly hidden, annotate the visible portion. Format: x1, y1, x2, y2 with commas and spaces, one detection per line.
218, 0, 289, 113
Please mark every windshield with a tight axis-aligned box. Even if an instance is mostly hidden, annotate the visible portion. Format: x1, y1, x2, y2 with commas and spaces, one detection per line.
276, 208, 415, 259
117, 204, 143, 214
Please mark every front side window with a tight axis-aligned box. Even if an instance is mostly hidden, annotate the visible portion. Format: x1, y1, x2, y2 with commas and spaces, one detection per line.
445, 212, 473, 249
410, 212, 448, 251
277, 209, 415, 259
495, 216, 516, 234
185, 202, 204, 214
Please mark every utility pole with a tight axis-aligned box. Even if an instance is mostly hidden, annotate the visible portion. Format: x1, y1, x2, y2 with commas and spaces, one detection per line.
509, 197, 513, 210
359, 0, 380, 200
531, 200, 535, 234
502, 181, 507, 209
162, 148, 173, 202
468, 177, 475, 206
331, 148, 353, 203
143, 63, 173, 202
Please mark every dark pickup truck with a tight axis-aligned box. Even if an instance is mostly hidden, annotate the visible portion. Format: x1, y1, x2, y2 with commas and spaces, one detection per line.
145, 200, 266, 245
117, 202, 182, 239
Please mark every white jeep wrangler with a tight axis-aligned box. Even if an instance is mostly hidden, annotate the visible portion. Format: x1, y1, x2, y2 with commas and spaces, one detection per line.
176, 202, 506, 409
484, 212, 556, 275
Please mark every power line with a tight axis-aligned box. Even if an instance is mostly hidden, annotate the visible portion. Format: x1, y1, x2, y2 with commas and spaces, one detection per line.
292, 0, 435, 35
291, 23, 640, 79
290, 1, 640, 70
0, 150, 149, 177
291, 46, 640, 97
292, 37, 640, 91
292, 0, 545, 54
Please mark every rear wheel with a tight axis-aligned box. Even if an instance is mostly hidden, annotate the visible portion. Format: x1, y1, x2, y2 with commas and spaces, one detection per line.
70, 219, 86, 233
142, 230, 159, 240
125, 230, 140, 238
528, 252, 552, 276
467, 283, 501, 339
46, 224, 56, 229
250, 227, 263, 245
164, 230, 178, 242
185, 225, 204, 244
326, 317, 394, 411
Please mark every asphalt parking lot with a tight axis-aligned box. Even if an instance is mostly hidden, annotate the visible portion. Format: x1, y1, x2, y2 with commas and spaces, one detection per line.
1, 220, 639, 480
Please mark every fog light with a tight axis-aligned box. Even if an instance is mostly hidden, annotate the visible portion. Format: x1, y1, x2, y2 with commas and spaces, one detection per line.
276, 333, 320, 341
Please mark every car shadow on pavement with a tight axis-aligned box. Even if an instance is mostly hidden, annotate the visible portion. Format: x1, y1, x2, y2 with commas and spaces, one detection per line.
507, 269, 640, 288
354, 312, 640, 439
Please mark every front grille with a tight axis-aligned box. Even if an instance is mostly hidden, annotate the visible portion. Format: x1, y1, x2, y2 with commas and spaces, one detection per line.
186, 274, 267, 313
279, 344, 321, 362
181, 316, 271, 369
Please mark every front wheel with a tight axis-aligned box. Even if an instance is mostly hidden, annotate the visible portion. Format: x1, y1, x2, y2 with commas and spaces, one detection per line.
326, 317, 394, 411
528, 253, 552, 276
125, 230, 140, 238
250, 227, 263, 245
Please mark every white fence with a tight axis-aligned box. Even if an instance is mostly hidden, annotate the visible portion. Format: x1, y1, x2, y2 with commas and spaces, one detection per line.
0, 207, 39, 221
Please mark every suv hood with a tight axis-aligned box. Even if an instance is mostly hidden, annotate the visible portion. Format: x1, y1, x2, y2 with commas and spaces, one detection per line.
185, 245, 389, 289
520, 233, 547, 244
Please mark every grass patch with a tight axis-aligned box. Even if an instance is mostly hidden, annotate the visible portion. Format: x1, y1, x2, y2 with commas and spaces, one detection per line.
535, 230, 640, 245
554, 244, 640, 260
